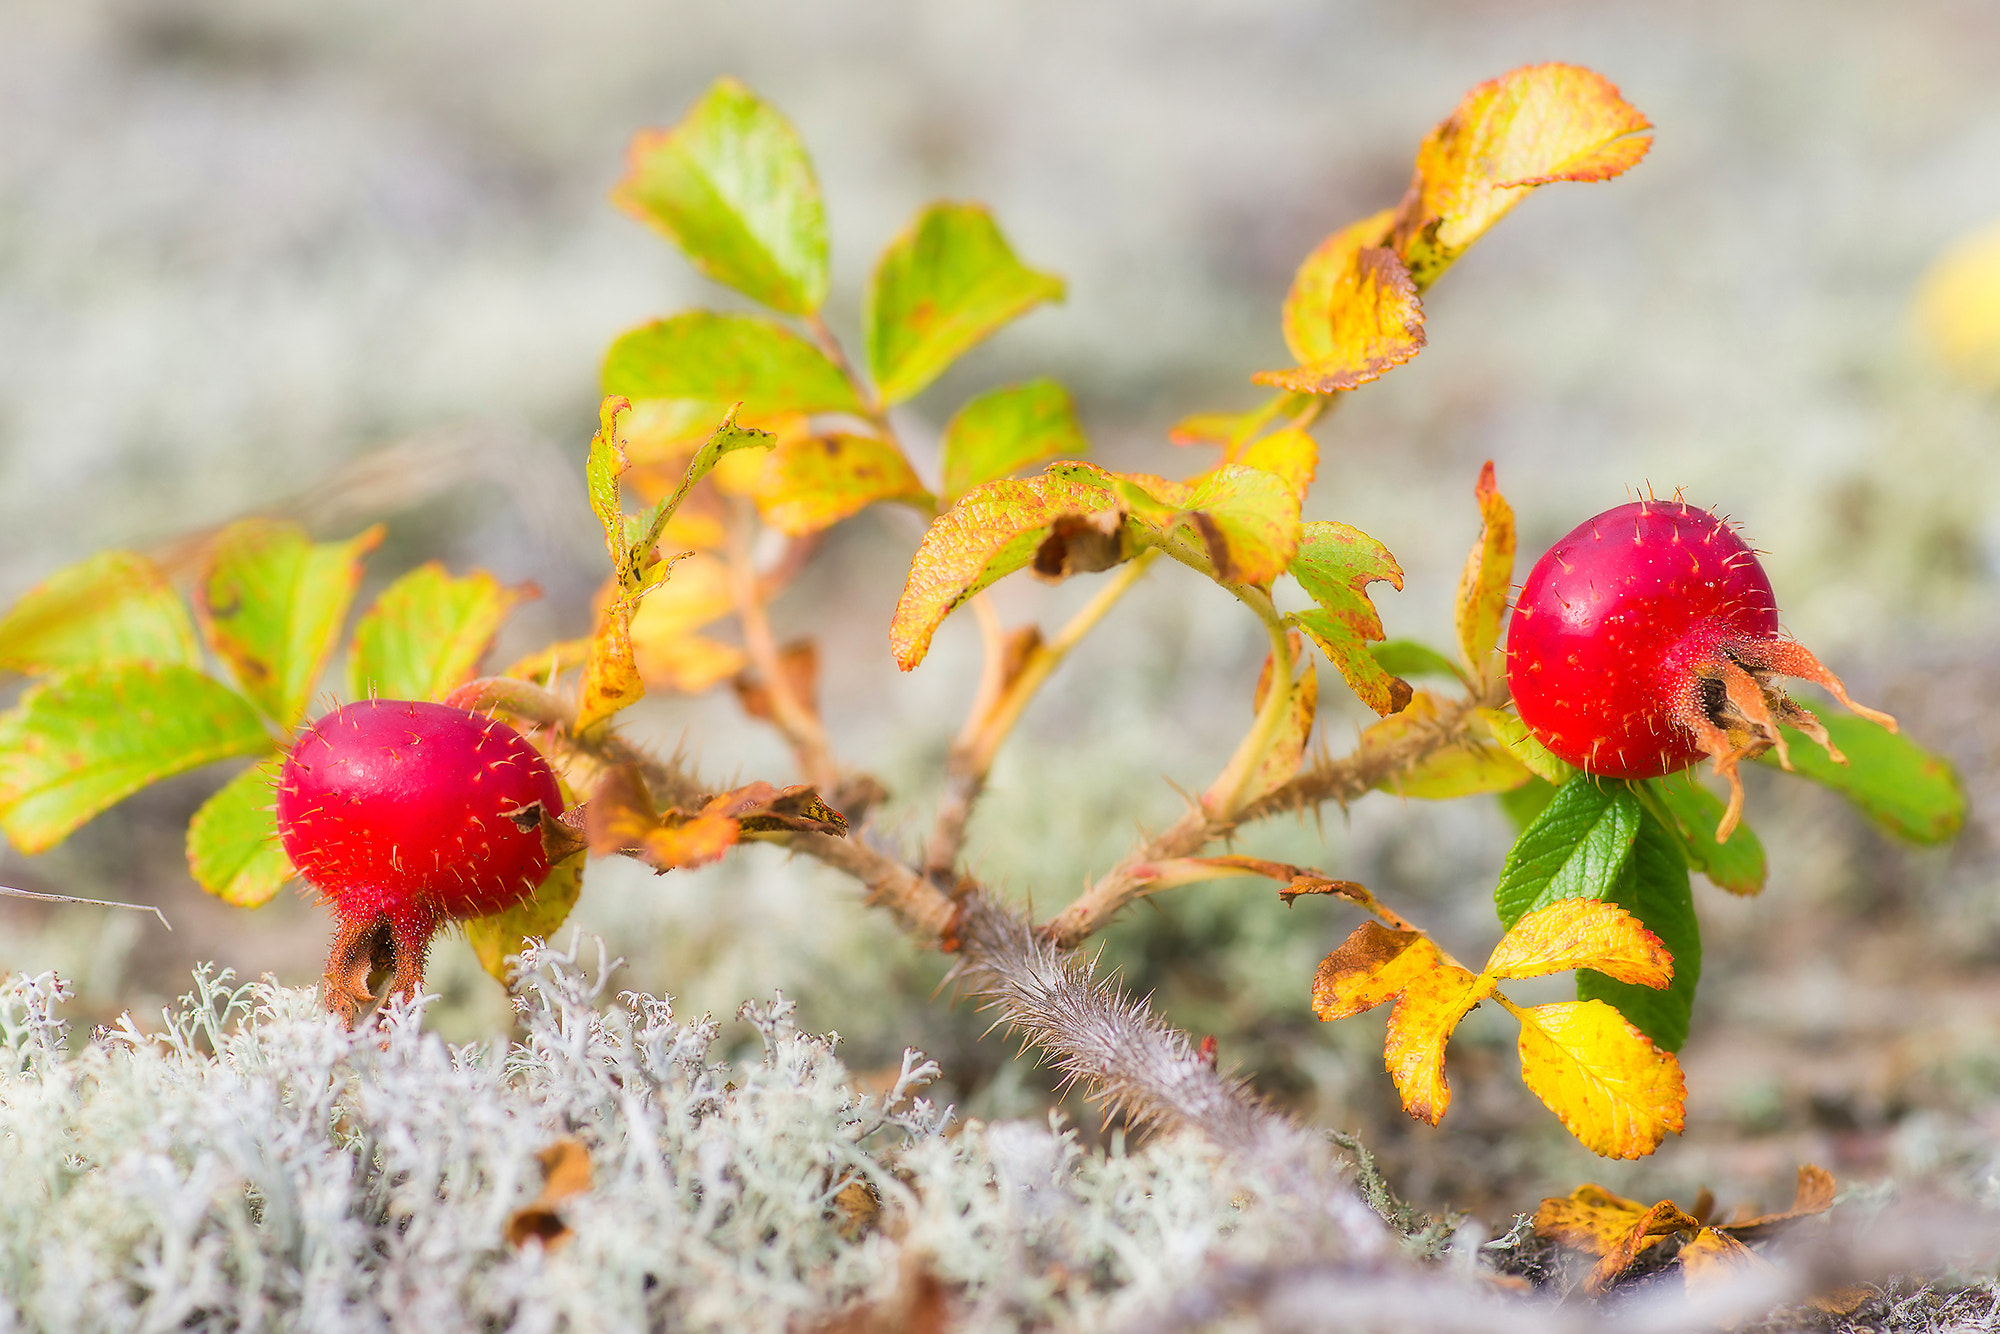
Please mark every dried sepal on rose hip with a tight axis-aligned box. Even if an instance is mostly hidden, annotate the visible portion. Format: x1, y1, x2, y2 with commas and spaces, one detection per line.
1506, 499, 1895, 838
276, 699, 567, 1026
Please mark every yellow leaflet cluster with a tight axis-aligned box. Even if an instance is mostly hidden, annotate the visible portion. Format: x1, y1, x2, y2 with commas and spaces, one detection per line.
1313, 898, 1683, 1158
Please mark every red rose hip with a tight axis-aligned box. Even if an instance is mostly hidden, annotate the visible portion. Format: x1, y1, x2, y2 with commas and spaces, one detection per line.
277, 699, 564, 1024
1506, 499, 1894, 837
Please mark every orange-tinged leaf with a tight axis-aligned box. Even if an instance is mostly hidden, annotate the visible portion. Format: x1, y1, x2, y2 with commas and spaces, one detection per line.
1515, 999, 1686, 1158
1393, 63, 1653, 287
643, 810, 742, 870
1167, 463, 1301, 585
1453, 460, 1514, 681
1254, 246, 1426, 395
611, 78, 828, 315
575, 598, 645, 735
1721, 1163, 1838, 1241
1384, 962, 1491, 1124
1287, 521, 1409, 716
1312, 921, 1442, 1021
1483, 898, 1673, 989
866, 201, 1065, 404
1588, 1200, 1704, 1292
620, 553, 733, 636
890, 469, 1121, 670
1678, 1227, 1773, 1292
1533, 1182, 1654, 1254
1233, 426, 1318, 500
756, 432, 934, 536
1276, 208, 1396, 366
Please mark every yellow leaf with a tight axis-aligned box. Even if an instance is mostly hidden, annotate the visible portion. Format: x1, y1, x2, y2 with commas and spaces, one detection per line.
1394, 63, 1653, 287
1915, 218, 2000, 389
1514, 999, 1685, 1158
1274, 208, 1396, 366
1254, 246, 1425, 395
1453, 460, 1514, 682
1383, 962, 1490, 1124
1233, 426, 1318, 499
635, 634, 746, 694
756, 432, 934, 536
1678, 1227, 1774, 1292
1483, 898, 1673, 989
1311, 921, 1447, 1021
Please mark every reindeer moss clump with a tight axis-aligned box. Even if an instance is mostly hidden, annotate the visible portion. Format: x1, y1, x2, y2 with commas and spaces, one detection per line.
0, 940, 1410, 1332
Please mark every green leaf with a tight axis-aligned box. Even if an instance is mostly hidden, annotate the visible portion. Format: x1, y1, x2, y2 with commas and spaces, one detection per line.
1286, 521, 1408, 716
0, 664, 273, 854
940, 379, 1088, 503
1578, 805, 1699, 1052
465, 856, 585, 984
0, 550, 200, 675
1498, 775, 1559, 831
186, 760, 295, 907
1758, 714, 1967, 845
866, 202, 1065, 404
347, 564, 535, 703
1644, 772, 1767, 895
1368, 638, 1468, 685
890, 468, 1121, 670
611, 77, 828, 315
756, 433, 933, 536
602, 312, 860, 417
197, 521, 382, 729
1495, 775, 1643, 930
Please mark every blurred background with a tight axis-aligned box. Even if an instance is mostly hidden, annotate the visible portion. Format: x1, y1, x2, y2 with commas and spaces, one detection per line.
3, 0, 1999, 1228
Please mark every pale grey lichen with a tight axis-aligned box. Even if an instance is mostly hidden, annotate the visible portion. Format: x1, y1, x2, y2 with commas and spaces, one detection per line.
0, 937, 1450, 1332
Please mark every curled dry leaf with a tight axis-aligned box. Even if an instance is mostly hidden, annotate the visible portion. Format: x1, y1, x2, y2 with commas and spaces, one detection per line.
1536, 1164, 1846, 1296
505, 1138, 594, 1251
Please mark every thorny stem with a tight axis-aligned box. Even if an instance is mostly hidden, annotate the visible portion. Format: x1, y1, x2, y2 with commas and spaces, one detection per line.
727, 497, 841, 793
